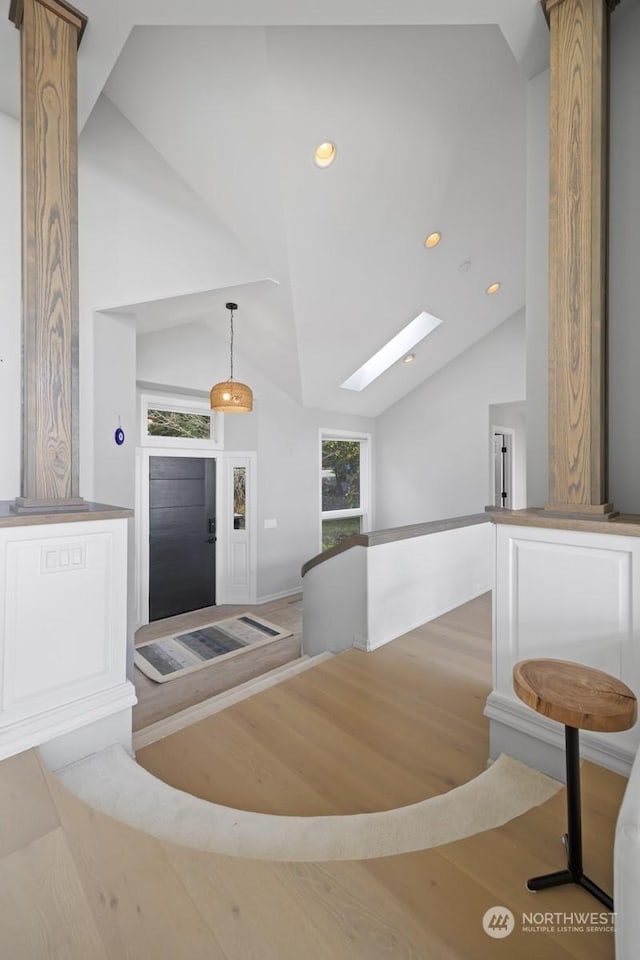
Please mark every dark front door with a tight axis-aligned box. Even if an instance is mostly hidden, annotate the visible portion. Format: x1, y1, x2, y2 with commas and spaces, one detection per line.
149, 457, 216, 622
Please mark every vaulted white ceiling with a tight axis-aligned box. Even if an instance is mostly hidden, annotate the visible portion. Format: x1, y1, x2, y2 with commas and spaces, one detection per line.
0, 1, 547, 416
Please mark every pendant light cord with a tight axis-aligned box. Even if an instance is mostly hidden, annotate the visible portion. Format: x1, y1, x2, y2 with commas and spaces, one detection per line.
229, 306, 235, 381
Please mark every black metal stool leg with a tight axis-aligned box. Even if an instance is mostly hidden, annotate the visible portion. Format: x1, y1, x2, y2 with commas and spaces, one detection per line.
526, 726, 613, 910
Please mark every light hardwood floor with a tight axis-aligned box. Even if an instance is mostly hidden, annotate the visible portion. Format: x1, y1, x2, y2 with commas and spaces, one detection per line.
0, 594, 625, 959
133, 594, 303, 730
137, 593, 494, 814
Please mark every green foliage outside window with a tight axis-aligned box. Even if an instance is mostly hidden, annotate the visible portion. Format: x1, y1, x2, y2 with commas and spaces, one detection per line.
234, 467, 246, 530
147, 409, 211, 440
321, 440, 361, 511
322, 517, 361, 551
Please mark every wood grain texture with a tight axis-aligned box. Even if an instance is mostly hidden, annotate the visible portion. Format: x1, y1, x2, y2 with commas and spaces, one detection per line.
0, 591, 625, 959
547, 0, 610, 511
0, 749, 59, 860
514, 658, 637, 732
488, 505, 640, 536
46, 773, 229, 960
0, 828, 108, 960
136, 594, 494, 815
0, 499, 132, 527
133, 595, 303, 730
544, 500, 615, 515
10, 0, 87, 43
19, 0, 83, 502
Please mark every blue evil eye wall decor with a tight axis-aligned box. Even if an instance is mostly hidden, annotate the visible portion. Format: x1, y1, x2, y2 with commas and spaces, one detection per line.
114, 421, 125, 446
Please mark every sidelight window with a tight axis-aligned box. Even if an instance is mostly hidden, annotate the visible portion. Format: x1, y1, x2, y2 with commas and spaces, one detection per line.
233, 467, 247, 530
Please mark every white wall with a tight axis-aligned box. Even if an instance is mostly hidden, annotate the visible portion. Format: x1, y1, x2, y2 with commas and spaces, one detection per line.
488, 520, 640, 778
93, 312, 137, 511
525, 69, 549, 508
0, 113, 21, 500
0, 96, 266, 505
303, 521, 491, 656
137, 322, 375, 599
93, 311, 137, 673
609, 1, 640, 514
78, 95, 267, 498
375, 310, 526, 528
365, 522, 491, 649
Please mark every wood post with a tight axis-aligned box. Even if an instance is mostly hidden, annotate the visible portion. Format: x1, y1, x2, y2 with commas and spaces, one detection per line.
544, 0, 617, 518
9, 0, 87, 509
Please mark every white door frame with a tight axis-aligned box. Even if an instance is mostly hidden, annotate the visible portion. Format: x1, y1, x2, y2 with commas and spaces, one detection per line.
134, 448, 258, 629
491, 425, 515, 510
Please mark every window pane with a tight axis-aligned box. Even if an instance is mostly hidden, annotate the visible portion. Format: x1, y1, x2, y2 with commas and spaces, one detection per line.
322, 440, 361, 511
147, 409, 211, 439
322, 516, 361, 551
233, 467, 246, 530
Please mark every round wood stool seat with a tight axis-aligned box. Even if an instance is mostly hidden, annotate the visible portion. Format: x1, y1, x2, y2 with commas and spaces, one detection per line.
513, 658, 637, 911
513, 658, 637, 733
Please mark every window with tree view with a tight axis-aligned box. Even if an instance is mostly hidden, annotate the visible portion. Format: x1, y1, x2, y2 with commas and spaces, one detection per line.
321, 436, 368, 551
147, 408, 211, 440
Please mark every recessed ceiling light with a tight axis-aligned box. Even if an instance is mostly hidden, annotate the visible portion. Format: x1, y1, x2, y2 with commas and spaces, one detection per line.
341, 311, 442, 392
424, 232, 442, 249
314, 142, 337, 168
486, 282, 501, 295
403, 353, 416, 364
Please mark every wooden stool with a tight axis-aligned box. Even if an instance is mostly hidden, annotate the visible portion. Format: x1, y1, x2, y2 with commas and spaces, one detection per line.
513, 658, 637, 910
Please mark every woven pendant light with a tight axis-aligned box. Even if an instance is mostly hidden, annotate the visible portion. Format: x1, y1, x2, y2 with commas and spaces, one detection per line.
210, 302, 253, 413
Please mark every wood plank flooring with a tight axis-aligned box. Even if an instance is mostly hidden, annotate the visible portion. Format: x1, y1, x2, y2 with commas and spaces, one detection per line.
136, 593, 493, 814
0, 593, 626, 959
133, 594, 303, 730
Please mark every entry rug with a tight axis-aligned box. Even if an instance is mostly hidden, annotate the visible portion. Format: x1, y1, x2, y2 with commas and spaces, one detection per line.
134, 615, 292, 683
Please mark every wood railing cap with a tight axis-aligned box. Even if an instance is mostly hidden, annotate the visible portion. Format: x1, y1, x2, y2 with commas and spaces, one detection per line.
0, 500, 133, 528
301, 513, 488, 578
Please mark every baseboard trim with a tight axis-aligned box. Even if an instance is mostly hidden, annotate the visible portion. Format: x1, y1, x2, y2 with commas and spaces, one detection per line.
485, 691, 635, 777
255, 587, 302, 605
0, 680, 137, 763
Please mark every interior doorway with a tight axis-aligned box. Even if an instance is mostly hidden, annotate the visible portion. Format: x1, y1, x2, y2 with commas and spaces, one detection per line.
488, 401, 527, 510
493, 432, 513, 509
148, 456, 216, 621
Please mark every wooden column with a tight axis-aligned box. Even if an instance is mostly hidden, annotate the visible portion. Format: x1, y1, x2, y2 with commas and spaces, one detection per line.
9, 0, 87, 509
545, 0, 617, 518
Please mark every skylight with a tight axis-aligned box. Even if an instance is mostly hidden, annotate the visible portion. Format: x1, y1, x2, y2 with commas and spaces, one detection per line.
340, 311, 443, 392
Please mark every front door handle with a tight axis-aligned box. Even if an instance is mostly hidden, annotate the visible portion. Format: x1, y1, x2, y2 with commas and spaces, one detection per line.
207, 537, 216, 544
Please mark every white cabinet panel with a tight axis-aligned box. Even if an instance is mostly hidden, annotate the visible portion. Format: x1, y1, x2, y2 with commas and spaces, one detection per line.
0, 518, 136, 760
489, 523, 640, 774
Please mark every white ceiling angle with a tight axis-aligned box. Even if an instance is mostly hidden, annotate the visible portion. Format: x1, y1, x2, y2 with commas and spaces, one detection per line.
0, 0, 537, 416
